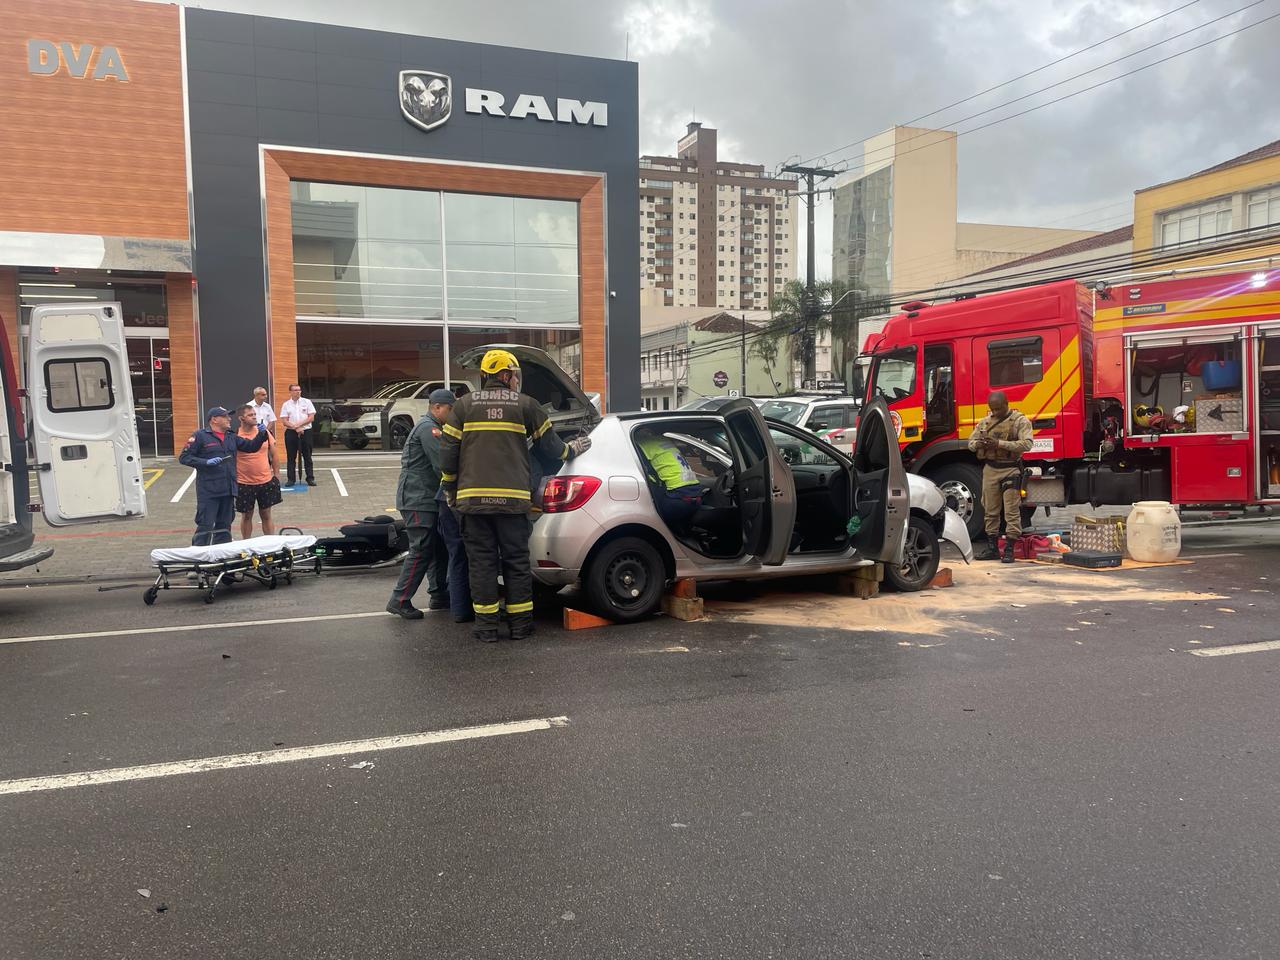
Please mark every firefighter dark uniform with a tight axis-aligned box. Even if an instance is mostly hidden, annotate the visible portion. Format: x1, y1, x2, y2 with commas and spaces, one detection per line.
438, 350, 589, 641
967, 404, 1033, 560
179, 408, 268, 546
386, 401, 452, 618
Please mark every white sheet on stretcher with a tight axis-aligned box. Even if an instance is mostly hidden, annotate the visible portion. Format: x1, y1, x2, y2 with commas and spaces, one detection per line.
150, 535, 317, 565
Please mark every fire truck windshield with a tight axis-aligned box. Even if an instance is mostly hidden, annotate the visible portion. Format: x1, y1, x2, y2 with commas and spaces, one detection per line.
869, 348, 917, 402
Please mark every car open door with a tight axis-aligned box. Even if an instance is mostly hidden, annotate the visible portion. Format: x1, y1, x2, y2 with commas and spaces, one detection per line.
850, 397, 908, 563
721, 398, 796, 565
27, 302, 146, 526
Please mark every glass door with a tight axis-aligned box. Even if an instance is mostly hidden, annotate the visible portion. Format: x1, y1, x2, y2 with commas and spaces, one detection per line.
125, 331, 172, 458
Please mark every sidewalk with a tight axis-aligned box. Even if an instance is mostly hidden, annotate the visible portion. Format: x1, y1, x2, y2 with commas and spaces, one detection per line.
3, 452, 404, 584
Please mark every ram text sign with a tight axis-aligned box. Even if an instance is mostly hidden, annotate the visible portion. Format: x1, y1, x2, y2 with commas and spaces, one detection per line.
398, 69, 606, 133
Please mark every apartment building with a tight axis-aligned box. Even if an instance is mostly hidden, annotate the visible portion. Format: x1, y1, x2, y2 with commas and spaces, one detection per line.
639, 123, 800, 310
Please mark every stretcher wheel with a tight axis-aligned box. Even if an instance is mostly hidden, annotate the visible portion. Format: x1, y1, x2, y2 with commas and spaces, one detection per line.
267, 573, 278, 590
143, 586, 159, 606
285, 571, 293, 585
204, 586, 217, 604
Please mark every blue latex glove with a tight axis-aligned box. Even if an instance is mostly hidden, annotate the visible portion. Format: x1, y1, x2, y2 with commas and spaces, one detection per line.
207, 456, 224, 466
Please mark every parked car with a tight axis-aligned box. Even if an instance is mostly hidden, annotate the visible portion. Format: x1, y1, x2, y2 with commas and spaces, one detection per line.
329, 379, 474, 450
679, 395, 769, 411
757, 394, 862, 454
455, 346, 971, 621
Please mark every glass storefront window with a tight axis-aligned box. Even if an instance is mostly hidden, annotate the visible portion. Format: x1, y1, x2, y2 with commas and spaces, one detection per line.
291, 182, 578, 326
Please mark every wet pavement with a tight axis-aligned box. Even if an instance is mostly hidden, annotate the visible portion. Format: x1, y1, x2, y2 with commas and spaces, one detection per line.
1, 519, 1278, 958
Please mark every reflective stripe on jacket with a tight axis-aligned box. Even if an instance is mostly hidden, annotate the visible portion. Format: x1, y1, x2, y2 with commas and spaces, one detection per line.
438, 386, 569, 514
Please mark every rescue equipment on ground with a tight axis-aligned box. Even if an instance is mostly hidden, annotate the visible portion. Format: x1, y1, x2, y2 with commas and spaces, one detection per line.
1071, 514, 1127, 554
1061, 549, 1124, 569
313, 515, 409, 566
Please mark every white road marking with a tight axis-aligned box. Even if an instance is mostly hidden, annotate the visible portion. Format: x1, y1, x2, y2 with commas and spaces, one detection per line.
1181, 552, 1245, 559
0, 610, 390, 646
1189, 639, 1280, 658
0, 716, 570, 796
170, 469, 197, 504
331, 468, 348, 497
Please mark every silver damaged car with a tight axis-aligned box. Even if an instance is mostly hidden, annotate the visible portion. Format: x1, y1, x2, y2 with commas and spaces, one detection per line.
457, 346, 973, 622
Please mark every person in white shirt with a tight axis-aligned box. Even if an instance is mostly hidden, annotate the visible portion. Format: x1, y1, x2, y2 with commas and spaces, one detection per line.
249, 386, 276, 428
279, 383, 317, 486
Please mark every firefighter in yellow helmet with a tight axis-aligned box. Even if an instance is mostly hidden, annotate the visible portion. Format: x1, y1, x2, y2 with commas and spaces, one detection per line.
438, 349, 591, 642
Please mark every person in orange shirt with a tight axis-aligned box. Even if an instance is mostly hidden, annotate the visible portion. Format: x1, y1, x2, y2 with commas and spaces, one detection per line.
234, 403, 283, 539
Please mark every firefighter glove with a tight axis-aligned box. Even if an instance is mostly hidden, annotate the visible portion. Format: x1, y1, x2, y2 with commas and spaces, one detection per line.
567, 436, 592, 457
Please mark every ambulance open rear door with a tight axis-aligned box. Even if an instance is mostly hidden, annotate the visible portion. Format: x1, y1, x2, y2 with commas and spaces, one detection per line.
26, 302, 147, 525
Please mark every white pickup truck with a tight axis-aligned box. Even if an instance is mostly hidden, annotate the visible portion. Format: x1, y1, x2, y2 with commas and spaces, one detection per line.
1, 303, 147, 572
328, 378, 475, 450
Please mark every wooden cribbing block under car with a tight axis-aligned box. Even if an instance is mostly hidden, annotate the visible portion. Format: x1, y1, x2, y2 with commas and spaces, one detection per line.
562, 578, 705, 629
834, 562, 884, 599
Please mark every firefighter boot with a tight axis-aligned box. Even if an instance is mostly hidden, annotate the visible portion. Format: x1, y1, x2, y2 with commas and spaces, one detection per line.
1001, 539, 1016, 564
509, 615, 536, 641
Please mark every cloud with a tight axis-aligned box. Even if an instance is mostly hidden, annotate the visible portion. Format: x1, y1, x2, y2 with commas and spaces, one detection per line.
620, 0, 715, 58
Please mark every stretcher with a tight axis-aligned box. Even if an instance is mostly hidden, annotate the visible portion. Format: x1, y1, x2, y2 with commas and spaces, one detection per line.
144, 532, 320, 605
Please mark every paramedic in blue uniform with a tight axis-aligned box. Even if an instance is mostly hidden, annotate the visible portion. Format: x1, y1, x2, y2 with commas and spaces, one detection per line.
179, 406, 269, 546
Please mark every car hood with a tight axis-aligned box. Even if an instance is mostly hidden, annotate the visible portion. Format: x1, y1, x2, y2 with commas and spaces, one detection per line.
454, 343, 602, 432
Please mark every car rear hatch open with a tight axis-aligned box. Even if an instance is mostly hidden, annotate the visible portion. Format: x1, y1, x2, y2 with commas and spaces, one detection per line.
454, 344, 602, 437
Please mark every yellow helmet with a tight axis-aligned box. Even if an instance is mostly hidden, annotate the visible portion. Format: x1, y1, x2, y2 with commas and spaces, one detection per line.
1133, 404, 1163, 429
479, 349, 520, 375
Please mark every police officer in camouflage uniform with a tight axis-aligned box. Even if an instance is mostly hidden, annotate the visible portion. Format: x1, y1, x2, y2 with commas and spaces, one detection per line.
439, 349, 591, 642
386, 389, 457, 619
967, 390, 1034, 563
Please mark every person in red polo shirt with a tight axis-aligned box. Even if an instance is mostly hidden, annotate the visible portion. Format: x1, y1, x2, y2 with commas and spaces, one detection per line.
234, 403, 283, 539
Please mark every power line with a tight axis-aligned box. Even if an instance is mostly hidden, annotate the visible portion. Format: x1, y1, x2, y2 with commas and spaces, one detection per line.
675, 222, 1280, 366
816, 0, 1270, 175
793, 0, 1206, 169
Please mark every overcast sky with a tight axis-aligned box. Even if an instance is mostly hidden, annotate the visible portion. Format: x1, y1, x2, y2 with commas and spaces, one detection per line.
179, 0, 1280, 279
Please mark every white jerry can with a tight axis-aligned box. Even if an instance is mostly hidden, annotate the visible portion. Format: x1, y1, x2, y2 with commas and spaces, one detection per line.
1125, 500, 1181, 563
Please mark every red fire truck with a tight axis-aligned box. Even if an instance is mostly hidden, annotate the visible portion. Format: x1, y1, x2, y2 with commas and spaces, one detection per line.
861, 268, 1280, 536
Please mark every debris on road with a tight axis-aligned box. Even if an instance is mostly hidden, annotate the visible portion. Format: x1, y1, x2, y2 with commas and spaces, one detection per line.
561, 911, 576, 921
347, 761, 375, 770
136, 888, 151, 898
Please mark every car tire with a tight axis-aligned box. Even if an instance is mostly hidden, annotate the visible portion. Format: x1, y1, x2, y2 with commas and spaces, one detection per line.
584, 536, 666, 623
927, 461, 984, 540
884, 515, 940, 592
389, 418, 412, 450
342, 436, 369, 450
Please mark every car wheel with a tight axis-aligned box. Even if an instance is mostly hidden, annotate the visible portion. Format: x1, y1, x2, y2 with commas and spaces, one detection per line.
389, 418, 412, 450
884, 515, 940, 592
584, 536, 665, 623
342, 435, 369, 450
927, 462, 984, 539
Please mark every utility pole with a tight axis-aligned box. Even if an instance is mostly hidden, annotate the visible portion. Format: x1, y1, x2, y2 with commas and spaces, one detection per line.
740, 313, 747, 395
781, 163, 839, 385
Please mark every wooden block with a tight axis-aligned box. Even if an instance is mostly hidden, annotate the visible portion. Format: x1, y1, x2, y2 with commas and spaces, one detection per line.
661, 594, 705, 621
670, 578, 698, 599
929, 567, 954, 589
563, 607, 614, 631
854, 563, 884, 582
852, 578, 879, 599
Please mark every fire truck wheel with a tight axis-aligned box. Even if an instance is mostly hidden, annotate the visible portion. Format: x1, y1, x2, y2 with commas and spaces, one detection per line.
927, 462, 984, 540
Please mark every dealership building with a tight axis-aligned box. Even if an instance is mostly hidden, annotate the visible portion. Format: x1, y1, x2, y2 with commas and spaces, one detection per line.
1, 0, 639, 454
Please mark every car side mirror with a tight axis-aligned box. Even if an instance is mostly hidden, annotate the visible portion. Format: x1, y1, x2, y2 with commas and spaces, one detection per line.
813, 421, 829, 431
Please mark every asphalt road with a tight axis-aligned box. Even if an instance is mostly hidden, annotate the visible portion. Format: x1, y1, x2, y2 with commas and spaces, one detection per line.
1, 524, 1278, 959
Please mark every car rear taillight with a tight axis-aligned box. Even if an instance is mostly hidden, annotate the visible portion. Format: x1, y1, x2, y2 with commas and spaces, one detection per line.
541, 475, 601, 512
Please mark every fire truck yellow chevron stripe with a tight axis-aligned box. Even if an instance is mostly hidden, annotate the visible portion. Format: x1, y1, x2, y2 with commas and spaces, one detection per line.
1019, 336, 1079, 421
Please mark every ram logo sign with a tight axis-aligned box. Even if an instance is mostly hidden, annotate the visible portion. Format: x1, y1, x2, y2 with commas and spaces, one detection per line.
399, 70, 452, 132
397, 70, 608, 132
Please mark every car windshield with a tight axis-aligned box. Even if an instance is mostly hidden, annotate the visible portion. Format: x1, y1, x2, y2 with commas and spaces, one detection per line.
758, 400, 806, 424
370, 380, 425, 400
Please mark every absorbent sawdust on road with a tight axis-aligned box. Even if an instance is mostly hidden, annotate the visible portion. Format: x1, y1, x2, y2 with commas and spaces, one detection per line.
702, 562, 1227, 639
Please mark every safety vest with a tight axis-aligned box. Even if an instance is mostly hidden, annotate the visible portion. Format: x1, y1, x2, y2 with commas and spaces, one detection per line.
637, 436, 699, 491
